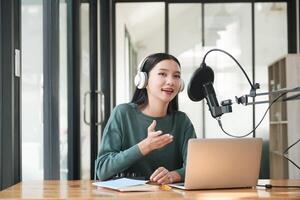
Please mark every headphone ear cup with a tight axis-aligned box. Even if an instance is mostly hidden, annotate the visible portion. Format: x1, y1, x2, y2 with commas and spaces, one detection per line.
134, 72, 148, 89
179, 79, 185, 92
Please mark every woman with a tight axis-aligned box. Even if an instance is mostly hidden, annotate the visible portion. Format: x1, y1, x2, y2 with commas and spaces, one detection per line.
95, 53, 196, 184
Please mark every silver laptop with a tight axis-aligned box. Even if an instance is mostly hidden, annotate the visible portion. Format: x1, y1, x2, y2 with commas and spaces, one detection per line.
170, 138, 263, 190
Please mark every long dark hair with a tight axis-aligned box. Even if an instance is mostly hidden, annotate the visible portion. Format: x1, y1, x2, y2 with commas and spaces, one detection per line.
131, 53, 181, 114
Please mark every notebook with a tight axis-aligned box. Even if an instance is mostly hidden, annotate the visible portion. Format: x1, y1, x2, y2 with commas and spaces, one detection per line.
170, 138, 263, 190
93, 178, 159, 192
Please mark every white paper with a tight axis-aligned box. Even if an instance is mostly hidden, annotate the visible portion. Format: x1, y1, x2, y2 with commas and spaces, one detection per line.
93, 178, 148, 190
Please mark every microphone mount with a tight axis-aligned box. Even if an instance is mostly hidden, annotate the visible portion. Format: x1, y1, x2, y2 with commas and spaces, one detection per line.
236, 86, 300, 106
203, 82, 232, 118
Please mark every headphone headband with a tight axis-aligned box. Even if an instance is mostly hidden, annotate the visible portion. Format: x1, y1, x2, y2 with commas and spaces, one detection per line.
137, 56, 148, 72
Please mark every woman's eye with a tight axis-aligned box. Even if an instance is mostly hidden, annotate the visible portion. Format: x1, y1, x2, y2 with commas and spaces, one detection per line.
174, 74, 181, 79
158, 72, 166, 76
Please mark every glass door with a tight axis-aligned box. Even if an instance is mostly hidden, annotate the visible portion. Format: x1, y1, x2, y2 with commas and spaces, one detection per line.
80, 1, 104, 180
21, 0, 104, 181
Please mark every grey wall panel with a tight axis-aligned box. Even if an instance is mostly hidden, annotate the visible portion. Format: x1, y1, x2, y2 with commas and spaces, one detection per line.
0, 0, 21, 191
43, 0, 60, 180
67, 0, 81, 180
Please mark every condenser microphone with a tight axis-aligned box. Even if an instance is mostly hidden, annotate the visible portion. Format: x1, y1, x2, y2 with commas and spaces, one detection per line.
203, 82, 225, 118
188, 62, 232, 118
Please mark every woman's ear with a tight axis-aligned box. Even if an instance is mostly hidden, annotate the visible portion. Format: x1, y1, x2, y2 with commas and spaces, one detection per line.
179, 79, 185, 92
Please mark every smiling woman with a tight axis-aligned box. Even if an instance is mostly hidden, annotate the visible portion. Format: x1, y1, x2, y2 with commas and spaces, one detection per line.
94, 53, 196, 184
133, 54, 184, 115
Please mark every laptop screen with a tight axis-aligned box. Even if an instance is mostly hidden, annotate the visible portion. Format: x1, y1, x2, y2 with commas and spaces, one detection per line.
183, 138, 263, 190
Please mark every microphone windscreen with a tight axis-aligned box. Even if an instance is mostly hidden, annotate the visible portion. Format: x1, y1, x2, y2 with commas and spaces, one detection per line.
187, 63, 214, 101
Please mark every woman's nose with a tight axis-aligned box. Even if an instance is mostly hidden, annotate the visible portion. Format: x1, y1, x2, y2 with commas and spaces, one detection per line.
166, 76, 175, 85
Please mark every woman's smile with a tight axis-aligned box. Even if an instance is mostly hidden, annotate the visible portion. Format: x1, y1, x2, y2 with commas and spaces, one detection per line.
161, 87, 174, 96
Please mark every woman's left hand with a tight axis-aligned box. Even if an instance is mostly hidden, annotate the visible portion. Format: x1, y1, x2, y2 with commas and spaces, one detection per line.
149, 167, 181, 184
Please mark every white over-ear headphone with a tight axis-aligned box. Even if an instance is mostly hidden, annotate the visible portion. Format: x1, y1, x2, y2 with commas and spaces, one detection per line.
134, 57, 185, 92
134, 57, 148, 89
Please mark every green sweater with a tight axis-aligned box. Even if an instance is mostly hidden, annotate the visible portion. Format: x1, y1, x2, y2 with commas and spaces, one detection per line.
94, 103, 196, 181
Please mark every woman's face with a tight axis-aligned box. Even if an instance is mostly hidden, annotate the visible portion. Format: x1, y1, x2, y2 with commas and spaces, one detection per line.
146, 59, 181, 104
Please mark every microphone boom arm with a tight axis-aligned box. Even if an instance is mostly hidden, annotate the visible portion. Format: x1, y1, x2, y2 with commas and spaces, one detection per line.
236, 87, 300, 106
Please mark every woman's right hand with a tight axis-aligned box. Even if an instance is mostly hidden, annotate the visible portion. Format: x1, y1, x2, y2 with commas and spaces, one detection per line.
138, 120, 173, 155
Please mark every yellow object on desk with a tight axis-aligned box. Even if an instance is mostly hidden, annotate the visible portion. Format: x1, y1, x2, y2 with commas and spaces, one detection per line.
147, 181, 171, 191
159, 184, 172, 191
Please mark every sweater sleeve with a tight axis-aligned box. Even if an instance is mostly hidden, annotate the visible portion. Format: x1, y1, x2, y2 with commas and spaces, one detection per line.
94, 106, 143, 181
175, 122, 196, 181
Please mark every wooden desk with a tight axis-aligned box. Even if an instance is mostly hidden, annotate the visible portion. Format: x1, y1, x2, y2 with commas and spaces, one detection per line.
0, 179, 299, 199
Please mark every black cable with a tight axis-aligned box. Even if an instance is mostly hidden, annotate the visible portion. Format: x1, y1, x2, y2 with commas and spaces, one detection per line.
283, 154, 300, 170
255, 140, 300, 189
256, 184, 300, 189
202, 49, 300, 171
257, 141, 300, 189
283, 139, 300, 170
202, 48, 254, 90
284, 138, 300, 154
217, 91, 288, 138
218, 89, 300, 170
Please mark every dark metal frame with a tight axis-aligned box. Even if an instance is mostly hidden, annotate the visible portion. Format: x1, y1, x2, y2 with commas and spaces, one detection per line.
67, 0, 81, 180
0, 0, 21, 191
287, 0, 297, 53
201, 3, 206, 137
0, 0, 2, 189
251, 2, 256, 138
89, 0, 99, 179
112, 1, 116, 111
14, 0, 21, 184
100, 0, 114, 130
115, 0, 286, 3
43, 0, 60, 180
165, 2, 169, 53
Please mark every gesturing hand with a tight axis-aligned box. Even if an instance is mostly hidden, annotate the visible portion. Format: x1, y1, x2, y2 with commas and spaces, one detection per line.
138, 120, 173, 156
